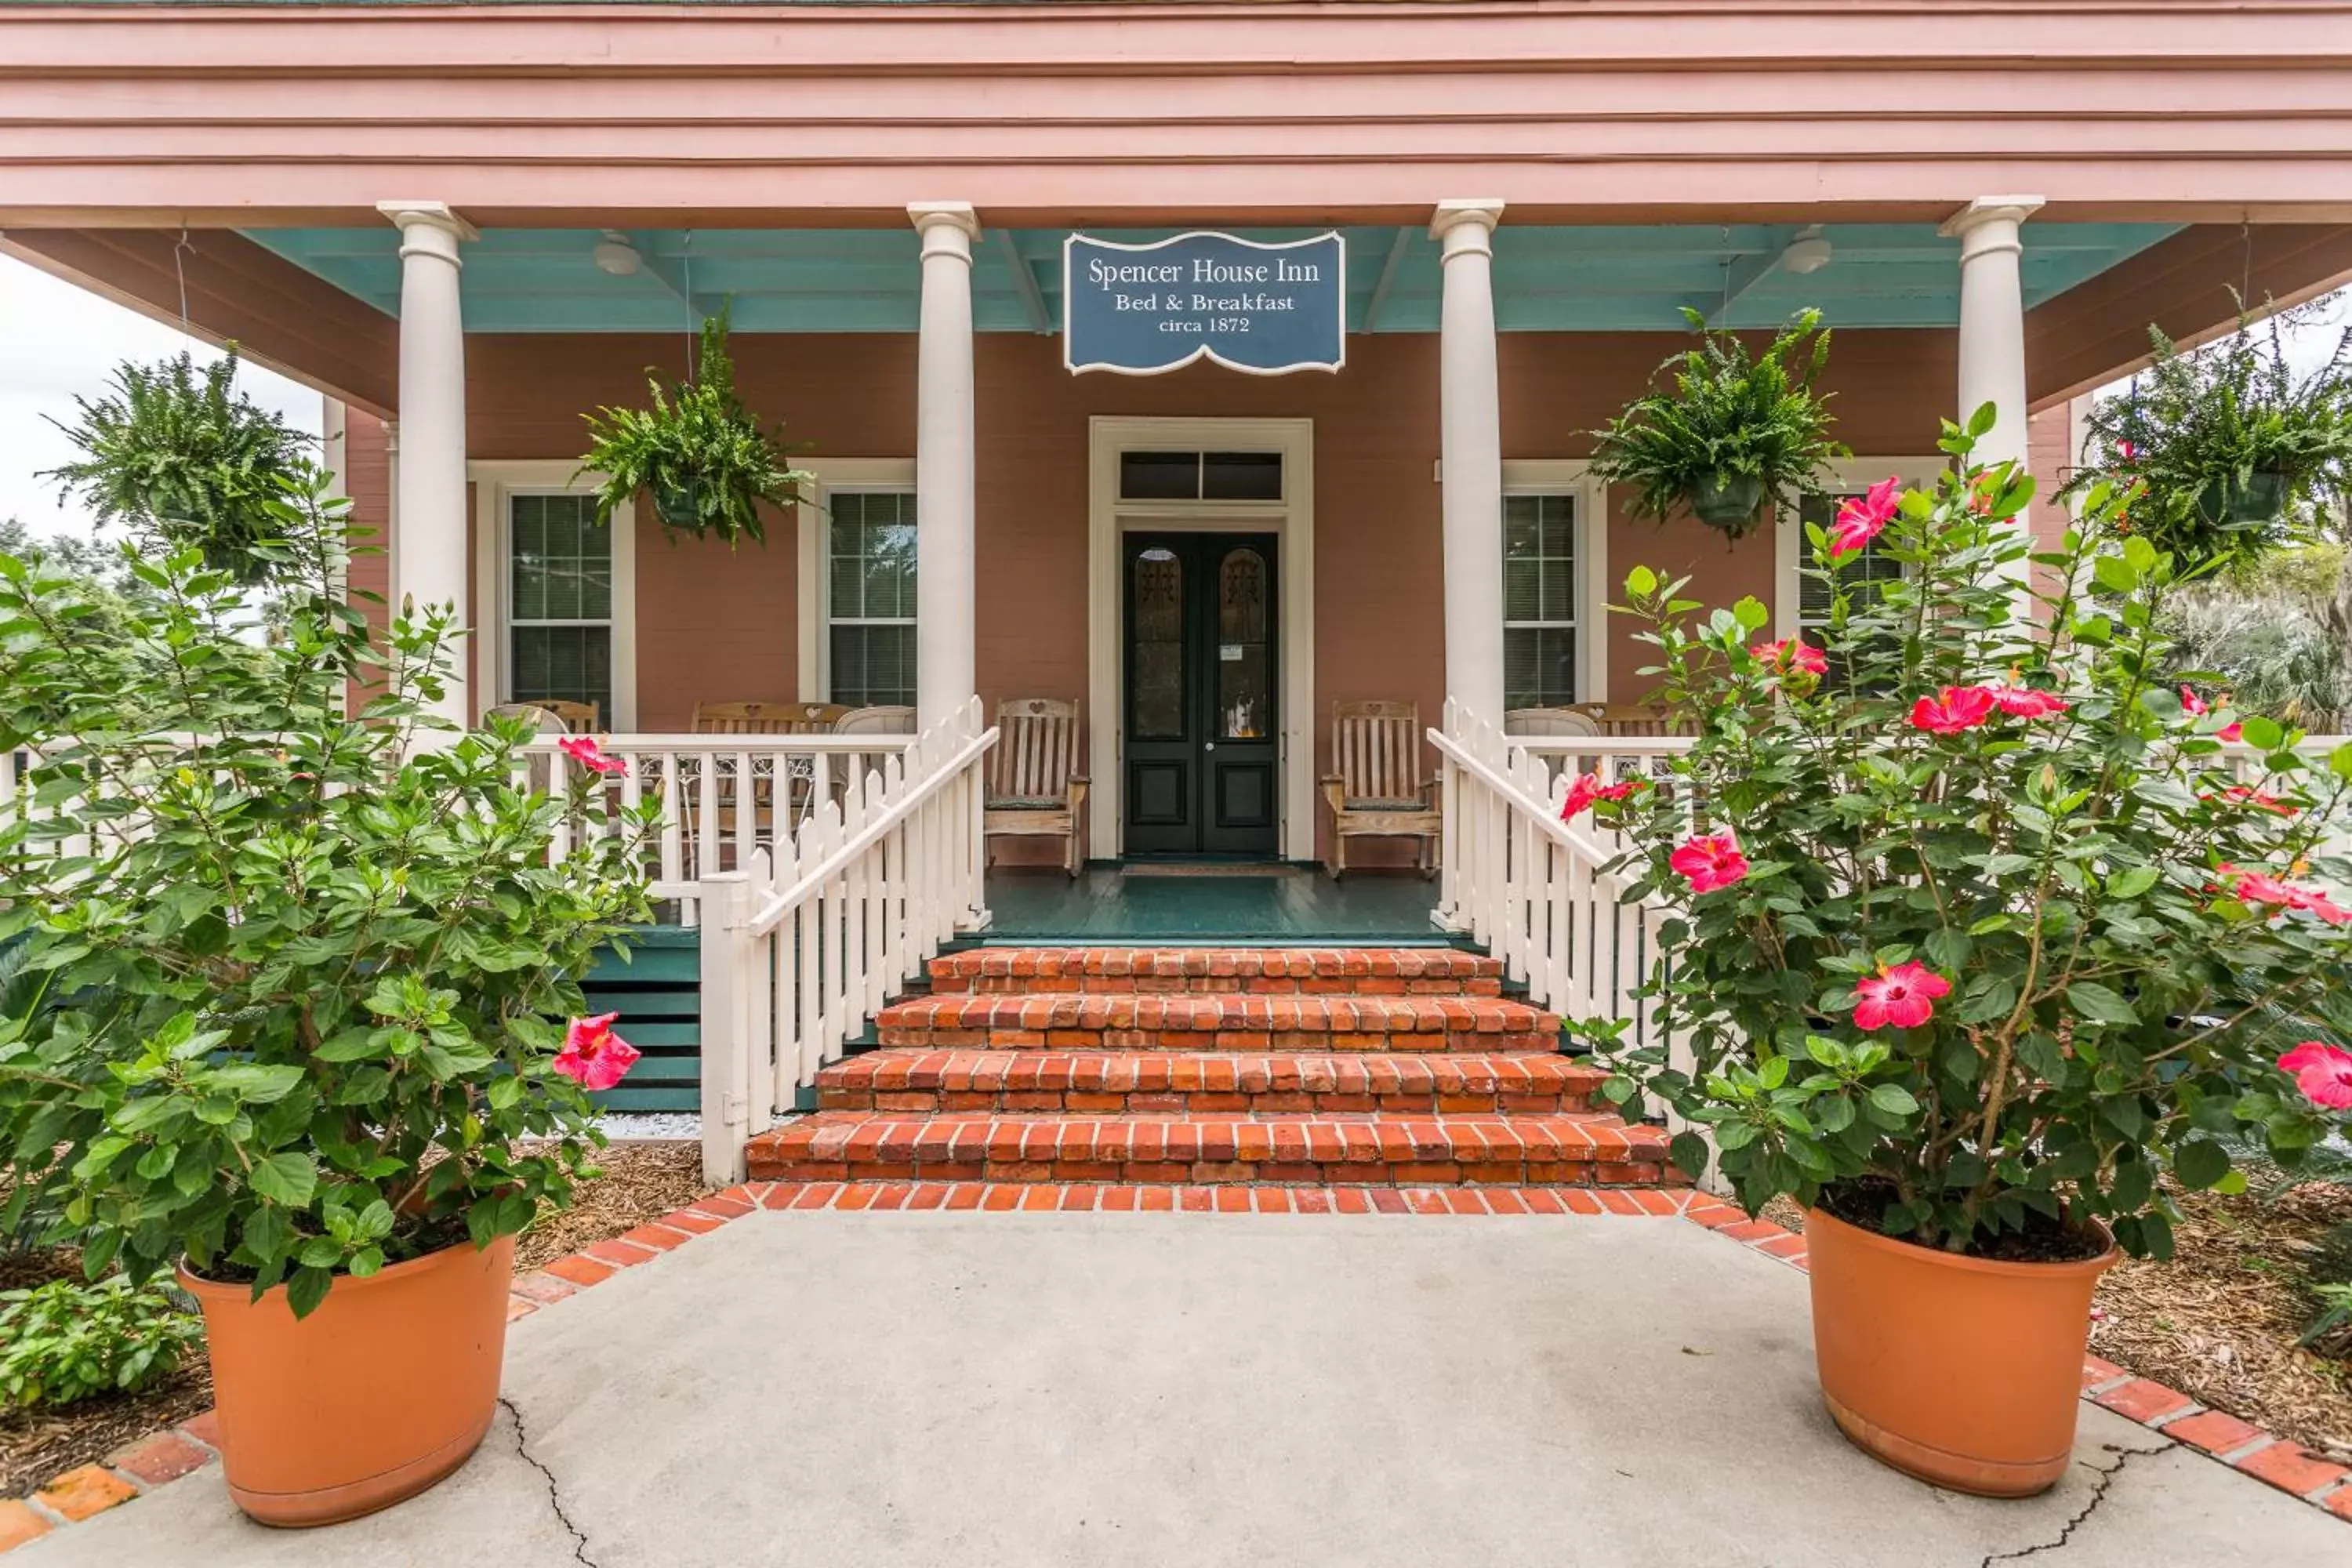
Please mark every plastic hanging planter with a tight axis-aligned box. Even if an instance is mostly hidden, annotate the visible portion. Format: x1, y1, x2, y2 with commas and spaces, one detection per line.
2192, 470, 2290, 527
652, 478, 701, 531
1690, 472, 1767, 532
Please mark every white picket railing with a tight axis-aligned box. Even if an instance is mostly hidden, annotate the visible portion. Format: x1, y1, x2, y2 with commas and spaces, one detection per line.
693, 698, 996, 1181
1431, 702, 1710, 1179
515, 733, 916, 921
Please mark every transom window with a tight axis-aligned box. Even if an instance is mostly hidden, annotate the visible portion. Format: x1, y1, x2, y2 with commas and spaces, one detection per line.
827, 489, 917, 709
1503, 492, 1579, 710
507, 492, 612, 724
1117, 449, 1283, 503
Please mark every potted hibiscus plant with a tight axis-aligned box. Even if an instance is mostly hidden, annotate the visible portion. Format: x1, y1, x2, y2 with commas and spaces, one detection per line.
1588, 307, 1846, 540
0, 465, 658, 1525
1583, 406, 2352, 1497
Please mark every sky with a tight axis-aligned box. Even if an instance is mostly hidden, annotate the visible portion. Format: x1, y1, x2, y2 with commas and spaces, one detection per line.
2, 250, 2350, 541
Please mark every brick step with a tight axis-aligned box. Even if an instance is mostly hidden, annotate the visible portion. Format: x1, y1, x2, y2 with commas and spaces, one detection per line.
929, 946, 1503, 996
875, 993, 1560, 1053
746, 1111, 1672, 1187
818, 1049, 1606, 1116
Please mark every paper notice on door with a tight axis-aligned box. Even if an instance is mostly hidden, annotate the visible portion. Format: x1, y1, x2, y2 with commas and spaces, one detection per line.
1220, 644, 1244, 661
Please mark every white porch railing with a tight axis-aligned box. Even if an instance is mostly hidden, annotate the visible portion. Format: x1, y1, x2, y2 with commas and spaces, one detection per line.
1430, 702, 1709, 1179
693, 698, 996, 1181
515, 733, 916, 920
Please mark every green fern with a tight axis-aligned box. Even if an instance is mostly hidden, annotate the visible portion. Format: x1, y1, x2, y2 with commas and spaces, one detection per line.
1588, 307, 1846, 540
39, 348, 309, 584
577, 307, 811, 548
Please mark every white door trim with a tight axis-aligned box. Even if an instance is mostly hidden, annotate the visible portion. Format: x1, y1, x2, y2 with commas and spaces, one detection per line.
468, 459, 637, 730
1087, 416, 1316, 861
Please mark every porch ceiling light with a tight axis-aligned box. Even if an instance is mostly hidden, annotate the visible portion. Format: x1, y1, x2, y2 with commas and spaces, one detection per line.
1780, 226, 1834, 276
591, 231, 643, 278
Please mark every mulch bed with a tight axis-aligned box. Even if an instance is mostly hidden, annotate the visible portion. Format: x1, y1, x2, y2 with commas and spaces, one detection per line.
0, 1140, 707, 1501
1762, 1182, 2352, 1462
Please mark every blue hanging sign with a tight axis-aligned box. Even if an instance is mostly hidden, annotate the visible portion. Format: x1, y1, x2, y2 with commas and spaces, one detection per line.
1062, 231, 1346, 377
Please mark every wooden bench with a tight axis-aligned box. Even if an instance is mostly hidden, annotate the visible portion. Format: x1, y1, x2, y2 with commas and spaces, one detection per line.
1320, 699, 1441, 878
983, 697, 1087, 877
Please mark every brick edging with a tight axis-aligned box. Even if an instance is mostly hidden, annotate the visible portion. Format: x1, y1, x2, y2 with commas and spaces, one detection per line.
1678, 1196, 2352, 1526
9, 1182, 2343, 1552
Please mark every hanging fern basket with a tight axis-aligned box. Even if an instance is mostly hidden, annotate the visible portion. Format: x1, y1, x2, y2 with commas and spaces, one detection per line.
1690, 472, 1767, 534
2192, 470, 2290, 527
651, 480, 702, 532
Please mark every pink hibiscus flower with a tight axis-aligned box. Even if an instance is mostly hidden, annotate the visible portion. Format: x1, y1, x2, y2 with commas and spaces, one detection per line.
1852, 961, 1952, 1031
1909, 685, 1998, 735
2216, 863, 2352, 926
2203, 785, 2298, 818
1559, 773, 1645, 822
554, 1012, 641, 1092
1751, 638, 1829, 677
557, 735, 629, 776
1669, 834, 1749, 894
1988, 684, 2070, 720
1829, 477, 1903, 559
2278, 1042, 2352, 1109
2180, 686, 2245, 742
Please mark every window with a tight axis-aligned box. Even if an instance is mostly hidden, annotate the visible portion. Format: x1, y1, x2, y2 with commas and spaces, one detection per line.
1117, 450, 1283, 502
827, 489, 917, 708
1798, 491, 1905, 688
507, 492, 612, 722
1503, 492, 1579, 710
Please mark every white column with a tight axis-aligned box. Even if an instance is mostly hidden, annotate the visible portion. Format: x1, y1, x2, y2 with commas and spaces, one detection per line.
1939, 196, 2044, 477
377, 201, 477, 728
1432, 201, 1508, 725
909, 201, 980, 732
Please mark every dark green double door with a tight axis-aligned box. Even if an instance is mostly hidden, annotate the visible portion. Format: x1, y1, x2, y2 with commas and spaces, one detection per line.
1122, 532, 1279, 858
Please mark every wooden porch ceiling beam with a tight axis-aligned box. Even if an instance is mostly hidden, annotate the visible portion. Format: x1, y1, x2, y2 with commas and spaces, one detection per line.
0, 227, 397, 419
1358, 226, 1412, 334
1703, 227, 1797, 328
2026, 223, 2352, 410
994, 230, 1052, 336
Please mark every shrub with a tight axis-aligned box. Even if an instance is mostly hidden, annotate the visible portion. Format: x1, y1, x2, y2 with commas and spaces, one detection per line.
0, 467, 657, 1317
0, 1276, 201, 1409
1592, 407, 2352, 1260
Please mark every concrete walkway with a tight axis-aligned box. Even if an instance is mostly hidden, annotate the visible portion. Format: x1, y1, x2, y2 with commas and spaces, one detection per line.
20, 1210, 2346, 1567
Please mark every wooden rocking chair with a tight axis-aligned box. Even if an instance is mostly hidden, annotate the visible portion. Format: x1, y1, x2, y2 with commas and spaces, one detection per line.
1320, 699, 1441, 878
983, 698, 1088, 877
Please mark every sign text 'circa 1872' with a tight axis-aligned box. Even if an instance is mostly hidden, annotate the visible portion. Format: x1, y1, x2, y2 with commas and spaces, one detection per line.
1063, 232, 1346, 377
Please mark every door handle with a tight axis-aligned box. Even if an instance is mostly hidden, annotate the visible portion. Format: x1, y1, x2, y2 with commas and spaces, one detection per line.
1204, 742, 1216, 752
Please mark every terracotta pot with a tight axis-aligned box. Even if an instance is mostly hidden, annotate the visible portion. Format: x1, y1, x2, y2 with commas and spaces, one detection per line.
1805, 1206, 2116, 1497
179, 1234, 514, 1527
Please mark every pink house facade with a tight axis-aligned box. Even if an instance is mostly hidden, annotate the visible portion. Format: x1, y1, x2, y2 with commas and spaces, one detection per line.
9, 1, 2352, 867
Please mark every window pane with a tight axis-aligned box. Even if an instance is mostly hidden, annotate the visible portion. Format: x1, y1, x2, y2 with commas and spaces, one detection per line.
510, 626, 612, 720
1504, 626, 1577, 712
1503, 560, 1541, 621
829, 625, 917, 709
1131, 547, 1185, 739
1120, 451, 1200, 500
1202, 452, 1282, 501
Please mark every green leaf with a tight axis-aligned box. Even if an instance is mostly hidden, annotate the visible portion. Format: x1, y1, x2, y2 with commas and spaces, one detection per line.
248, 1152, 317, 1209
2172, 1139, 2231, 1192
1867, 1083, 1919, 1118
285, 1267, 332, 1321
2093, 554, 2141, 595
2104, 866, 2160, 901
2065, 982, 2138, 1027
1625, 564, 1658, 598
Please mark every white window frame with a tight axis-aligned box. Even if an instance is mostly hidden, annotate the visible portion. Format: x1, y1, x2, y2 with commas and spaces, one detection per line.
469, 460, 637, 729
793, 459, 920, 705
1501, 459, 1610, 706
1773, 456, 1947, 643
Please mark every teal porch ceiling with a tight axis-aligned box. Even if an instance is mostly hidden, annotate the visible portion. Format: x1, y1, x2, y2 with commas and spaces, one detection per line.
242, 222, 2182, 335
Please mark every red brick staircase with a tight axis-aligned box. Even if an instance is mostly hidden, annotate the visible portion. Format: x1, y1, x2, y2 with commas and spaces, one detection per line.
744, 948, 1675, 1191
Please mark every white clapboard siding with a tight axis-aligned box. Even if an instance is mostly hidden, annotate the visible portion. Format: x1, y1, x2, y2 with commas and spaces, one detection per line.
695, 698, 996, 1182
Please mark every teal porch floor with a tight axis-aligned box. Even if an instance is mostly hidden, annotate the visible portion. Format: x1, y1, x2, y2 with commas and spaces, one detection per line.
977, 865, 1451, 946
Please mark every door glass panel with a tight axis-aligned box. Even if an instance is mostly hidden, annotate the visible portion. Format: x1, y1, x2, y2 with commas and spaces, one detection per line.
1216, 547, 1270, 740
1201, 452, 1282, 501
1132, 547, 1185, 739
